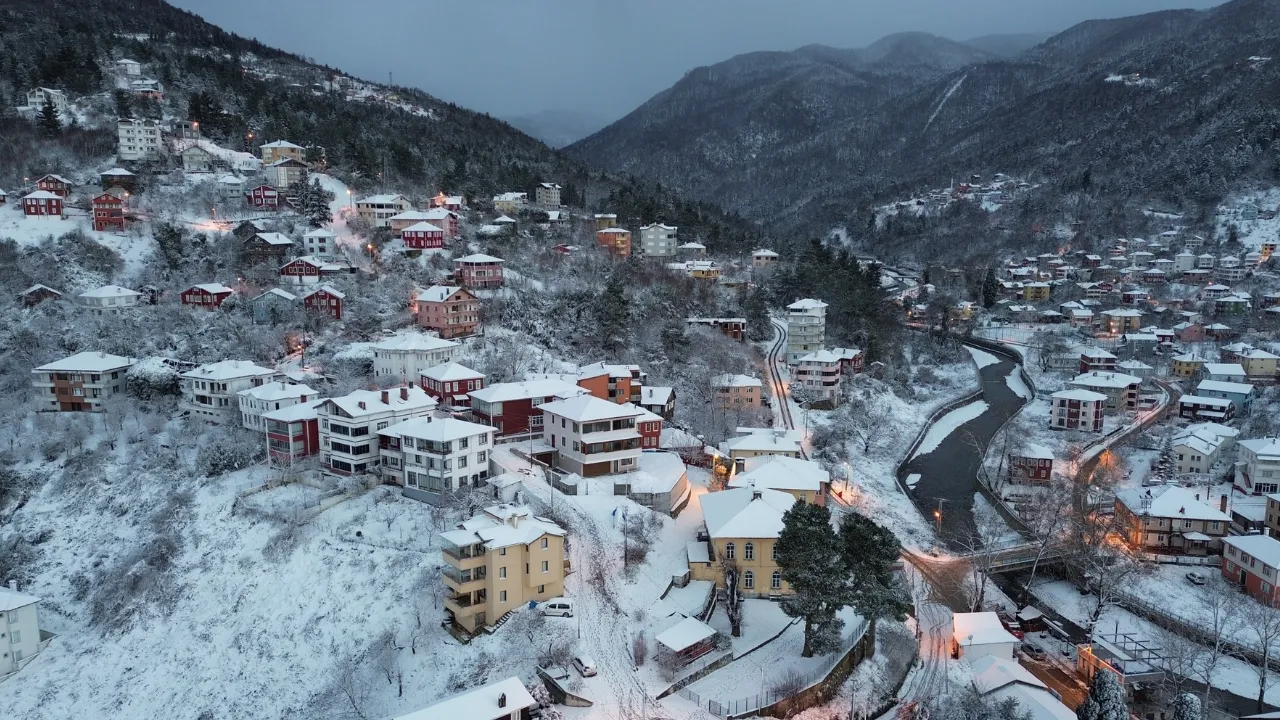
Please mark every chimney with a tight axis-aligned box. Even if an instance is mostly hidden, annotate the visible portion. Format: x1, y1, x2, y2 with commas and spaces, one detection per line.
752, 490, 762, 501
7, 580, 15, 591
1221, 496, 1229, 513
401, 386, 409, 401
381, 390, 390, 405
498, 693, 507, 709
357, 401, 366, 410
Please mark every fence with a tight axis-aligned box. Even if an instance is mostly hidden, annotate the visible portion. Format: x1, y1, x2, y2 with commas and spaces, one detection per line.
676, 618, 869, 718
1112, 589, 1280, 672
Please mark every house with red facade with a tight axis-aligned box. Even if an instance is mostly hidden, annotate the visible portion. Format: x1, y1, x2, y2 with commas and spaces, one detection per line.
21, 191, 63, 218
180, 283, 234, 309
1078, 347, 1117, 374
303, 285, 344, 320
1222, 535, 1280, 607
1049, 388, 1106, 431
401, 222, 445, 250
467, 379, 585, 436
420, 362, 485, 407
415, 285, 479, 339
1006, 443, 1054, 486
638, 407, 664, 449
92, 193, 125, 232
454, 254, 504, 289
263, 398, 325, 464
280, 255, 350, 286
243, 232, 294, 266
245, 185, 281, 210
35, 174, 72, 197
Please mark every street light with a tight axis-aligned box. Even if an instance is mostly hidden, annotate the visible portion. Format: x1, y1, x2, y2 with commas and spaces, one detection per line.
933, 509, 942, 534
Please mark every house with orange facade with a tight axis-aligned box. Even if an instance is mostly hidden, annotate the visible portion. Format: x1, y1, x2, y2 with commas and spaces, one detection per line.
415, 285, 479, 338
596, 227, 632, 257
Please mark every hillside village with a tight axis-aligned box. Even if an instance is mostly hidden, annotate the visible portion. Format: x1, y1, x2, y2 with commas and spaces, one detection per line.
3, 7, 1280, 720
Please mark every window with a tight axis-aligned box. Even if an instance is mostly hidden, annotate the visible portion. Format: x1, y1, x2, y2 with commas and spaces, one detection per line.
499, 547, 506, 556
771, 571, 782, 589
537, 585, 545, 594
499, 590, 507, 604
744, 542, 754, 560
499, 567, 506, 579
743, 571, 754, 589
772, 544, 778, 561
542, 560, 549, 573
10, 630, 19, 643
724, 542, 735, 560
541, 538, 549, 549
477, 451, 487, 463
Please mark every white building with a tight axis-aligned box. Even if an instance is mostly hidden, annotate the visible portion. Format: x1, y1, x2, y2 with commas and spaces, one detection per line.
356, 194, 414, 228
25, 87, 69, 117
378, 416, 496, 502
181, 360, 280, 424
116, 58, 142, 76
0, 583, 46, 675
117, 118, 162, 162
638, 223, 679, 258
786, 299, 827, 364
793, 350, 843, 405
394, 676, 537, 720
968, 656, 1074, 720
78, 284, 142, 316
535, 182, 561, 207
238, 382, 320, 432
217, 175, 245, 201
317, 386, 437, 477
31, 352, 136, 412
719, 427, 804, 463
1236, 438, 1280, 496
371, 333, 462, 382
951, 611, 1019, 661
539, 395, 644, 477
302, 228, 338, 260
1173, 422, 1239, 474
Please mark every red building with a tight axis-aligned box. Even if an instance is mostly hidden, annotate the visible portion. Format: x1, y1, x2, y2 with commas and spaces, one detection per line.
245, 185, 281, 210
264, 400, 323, 464
454, 253, 504, 289
401, 222, 445, 250
303, 285, 344, 320
35, 174, 72, 197
467, 379, 583, 436
180, 283, 234, 309
638, 409, 664, 449
419, 362, 485, 406
92, 193, 126, 232
1223, 536, 1280, 607
1079, 348, 1117, 374
1007, 445, 1054, 485
22, 191, 63, 217
19, 284, 62, 307
280, 256, 325, 284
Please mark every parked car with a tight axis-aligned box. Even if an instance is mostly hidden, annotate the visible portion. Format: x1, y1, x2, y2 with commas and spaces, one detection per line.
1186, 571, 1207, 586
572, 656, 598, 677
1020, 644, 1047, 661
540, 598, 575, 617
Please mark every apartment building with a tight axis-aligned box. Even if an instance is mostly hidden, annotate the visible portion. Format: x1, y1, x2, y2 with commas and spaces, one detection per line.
540, 395, 645, 476
419, 362, 485, 406
793, 350, 843, 406
712, 373, 763, 410
576, 362, 646, 405
302, 228, 337, 260
262, 398, 325, 465
317, 386, 437, 476
77, 284, 141, 316
786, 298, 827, 364
454, 254, 505, 289
638, 223, 678, 257
1068, 372, 1141, 413
492, 192, 527, 214
356, 194, 414, 228
1114, 486, 1229, 555
595, 228, 632, 257
259, 139, 306, 164
371, 333, 461, 382
181, 360, 280, 424
688, 487, 796, 598
1049, 389, 1106, 432
0, 584, 46, 674
117, 118, 162, 161
1235, 438, 1280, 496
439, 504, 566, 633
31, 352, 135, 412
468, 379, 585, 437
1099, 308, 1144, 335
1172, 422, 1239, 474
1222, 535, 1280, 607
238, 382, 319, 431
752, 249, 780, 269
535, 182, 561, 206
378, 417, 496, 502
728, 455, 829, 506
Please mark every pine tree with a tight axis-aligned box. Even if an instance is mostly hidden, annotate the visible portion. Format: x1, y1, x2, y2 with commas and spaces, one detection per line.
659, 318, 688, 361
775, 501, 851, 657
1078, 672, 1126, 720
743, 287, 771, 342
1168, 693, 1199, 720
38, 97, 61, 136
301, 178, 334, 227
595, 273, 631, 354
839, 512, 910, 638
114, 89, 132, 119
981, 267, 1000, 309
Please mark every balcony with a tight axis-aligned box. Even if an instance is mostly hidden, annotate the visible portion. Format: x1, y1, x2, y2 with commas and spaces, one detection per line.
443, 566, 487, 591
442, 543, 487, 569
444, 589, 487, 614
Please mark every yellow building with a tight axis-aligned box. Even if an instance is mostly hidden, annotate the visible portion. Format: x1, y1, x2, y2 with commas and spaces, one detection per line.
727, 455, 829, 506
712, 373, 763, 410
1241, 349, 1279, 382
440, 504, 566, 633
1022, 283, 1051, 302
260, 139, 306, 164
688, 487, 797, 597
1170, 353, 1204, 379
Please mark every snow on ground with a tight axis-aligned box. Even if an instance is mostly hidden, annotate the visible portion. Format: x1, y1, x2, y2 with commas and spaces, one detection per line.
1005, 367, 1033, 401
966, 345, 1001, 370
1030, 579, 1280, 706
1215, 187, 1280, 249
0, 202, 154, 280
911, 399, 990, 461
704, 599, 795, 658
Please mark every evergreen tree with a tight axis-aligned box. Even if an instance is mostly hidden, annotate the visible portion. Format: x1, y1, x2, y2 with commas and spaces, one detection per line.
659, 318, 688, 361
595, 273, 631, 353
300, 178, 334, 227
1077, 672, 1126, 720
742, 287, 771, 342
981, 267, 1000, 309
839, 512, 910, 637
113, 90, 132, 119
1168, 693, 1199, 720
775, 501, 851, 657
38, 97, 61, 136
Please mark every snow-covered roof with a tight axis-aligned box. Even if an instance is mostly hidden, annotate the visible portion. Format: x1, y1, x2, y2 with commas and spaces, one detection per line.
262, 140, 304, 149
712, 373, 763, 389
641, 386, 674, 405
1051, 388, 1108, 402
38, 174, 72, 184
416, 285, 468, 303
442, 504, 565, 551
1204, 363, 1245, 376
23, 190, 61, 200
371, 333, 461, 353
380, 416, 493, 443
1239, 438, 1280, 460
252, 232, 294, 246
359, 193, 406, 205
597, 227, 630, 235
1101, 308, 1143, 317
1069, 372, 1141, 389
395, 676, 536, 720
261, 397, 325, 423
952, 612, 1019, 647
218, 174, 244, 185
687, 541, 710, 564
1180, 395, 1233, 409
700, 486, 796, 539
34, 351, 135, 373
20, 284, 61, 296
401, 221, 445, 234
787, 298, 827, 310
100, 167, 134, 176
182, 360, 276, 381
252, 288, 297, 302
730, 456, 829, 492
421, 362, 483, 383
303, 227, 336, 238
1115, 486, 1230, 522
968, 656, 1074, 720
538, 395, 643, 423
493, 192, 527, 202
1244, 348, 1280, 360
753, 249, 779, 257
1015, 443, 1055, 461
1078, 347, 1115, 360
0, 586, 40, 612
797, 350, 842, 365
454, 253, 504, 264
1224, 535, 1280, 569
678, 241, 707, 250
322, 386, 437, 418
655, 616, 717, 653
305, 284, 345, 299
720, 428, 802, 454
1196, 380, 1254, 396
492, 214, 517, 223
188, 283, 233, 295
237, 382, 317, 402
1117, 359, 1152, 371
468, 379, 583, 404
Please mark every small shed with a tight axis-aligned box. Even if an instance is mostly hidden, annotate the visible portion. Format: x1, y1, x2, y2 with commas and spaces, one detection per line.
655, 616, 718, 668
952, 611, 1019, 661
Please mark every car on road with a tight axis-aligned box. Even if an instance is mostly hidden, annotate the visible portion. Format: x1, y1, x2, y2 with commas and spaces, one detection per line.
572, 655, 598, 677
1186, 571, 1207, 586
540, 598, 575, 617
1020, 644, 1047, 661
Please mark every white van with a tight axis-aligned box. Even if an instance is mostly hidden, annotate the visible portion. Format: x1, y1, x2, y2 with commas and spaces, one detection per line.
540, 598, 574, 617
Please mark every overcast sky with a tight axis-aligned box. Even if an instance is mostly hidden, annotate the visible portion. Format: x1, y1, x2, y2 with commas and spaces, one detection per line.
171, 0, 1221, 121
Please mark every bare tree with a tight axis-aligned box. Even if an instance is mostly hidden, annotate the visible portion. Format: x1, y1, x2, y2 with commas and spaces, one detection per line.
1239, 598, 1280, 712
1194, 576, 1242, 715
332, 651, 371, 720
723, 561, 744, 637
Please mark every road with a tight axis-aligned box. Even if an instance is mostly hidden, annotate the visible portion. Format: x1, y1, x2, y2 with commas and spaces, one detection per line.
765, 319, 802, 456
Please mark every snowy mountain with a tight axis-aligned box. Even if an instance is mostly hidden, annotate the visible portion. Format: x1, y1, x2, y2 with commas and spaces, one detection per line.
567, 0, 1280, 242
502, 108, 613, 149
